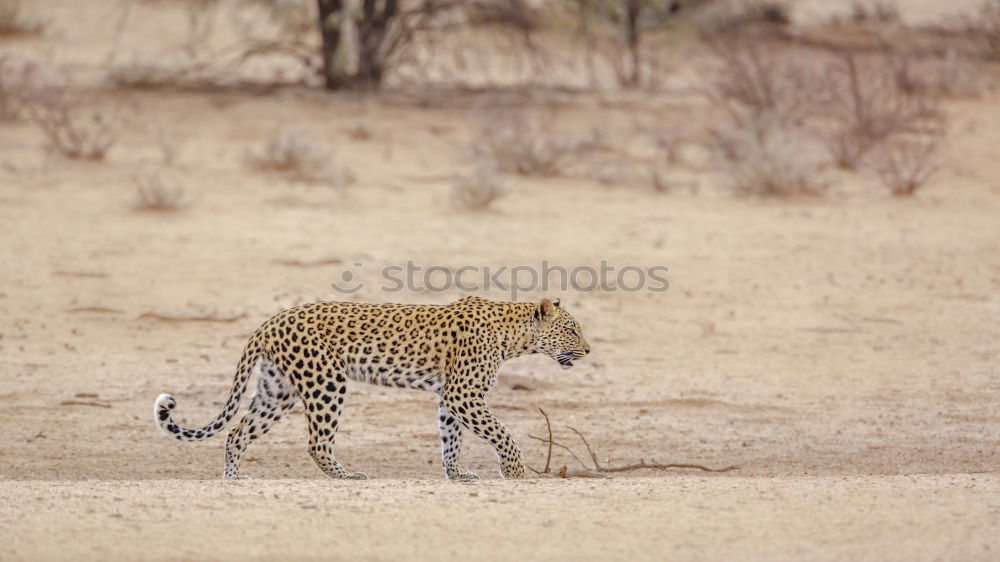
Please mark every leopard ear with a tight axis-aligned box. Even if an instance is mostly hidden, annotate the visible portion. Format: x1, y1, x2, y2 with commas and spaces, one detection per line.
552, 298, 561, 308
537, 298, 557, 326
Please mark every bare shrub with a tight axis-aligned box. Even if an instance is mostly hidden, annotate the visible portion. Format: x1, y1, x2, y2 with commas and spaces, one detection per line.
702, 38, 823, 127
246, 129, 354, 187
866, 135, 939, 196
0, 0, 48, 37
156, 128, 180, 166
348, 121, 373, 141
978, 0, 1000, 57
653, 131, 691, 165
887, 50, 989, 98
451, 160, 508, 210
702, 40, 829, 196
0, 54, 38, 120
648, 165, 698, 194
470, 111, 582, 177
105, 62, 194, 91
849, 1, 900, 24
566, 0, 683, 88
821, 52, 944, 169
740, 0, 792, 25
22, 87, 118, 160
247, 130, 326, 172
696, 0, 792, 34
710, 113, 828, 197
134, 175, 185, 211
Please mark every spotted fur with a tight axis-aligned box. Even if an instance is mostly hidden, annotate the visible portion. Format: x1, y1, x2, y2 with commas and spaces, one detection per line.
153, 296, 590, 480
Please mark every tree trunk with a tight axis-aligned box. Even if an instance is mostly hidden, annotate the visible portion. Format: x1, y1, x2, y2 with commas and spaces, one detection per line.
624, 0, 641, 87
354, 0, 398, 88
316, 0, 347, 90
356, 27, 384, 87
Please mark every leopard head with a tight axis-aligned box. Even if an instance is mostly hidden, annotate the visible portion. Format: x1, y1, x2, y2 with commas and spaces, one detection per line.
532, 298, 591, 370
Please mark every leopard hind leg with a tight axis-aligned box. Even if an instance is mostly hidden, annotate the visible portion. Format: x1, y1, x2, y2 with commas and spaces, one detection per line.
223, 359, 298, 479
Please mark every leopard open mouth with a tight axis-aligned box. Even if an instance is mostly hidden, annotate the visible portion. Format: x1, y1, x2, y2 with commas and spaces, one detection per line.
556, 353, 575, 370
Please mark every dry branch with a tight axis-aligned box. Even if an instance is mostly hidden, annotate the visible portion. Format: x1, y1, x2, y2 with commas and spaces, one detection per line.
138, 312, 246, 323
539, 407, 553, 474
529, 408, 738, 478
66, 307, 124, 314
271, 258, 344, 268
59, 400, 112, 408
53, 271, 109, 278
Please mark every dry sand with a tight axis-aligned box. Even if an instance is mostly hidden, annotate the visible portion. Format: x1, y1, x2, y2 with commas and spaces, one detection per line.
1, 0, 999, 560
3, 476, 999, 561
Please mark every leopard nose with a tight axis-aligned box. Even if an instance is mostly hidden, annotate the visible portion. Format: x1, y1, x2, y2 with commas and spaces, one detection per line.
583, 344, 591, 355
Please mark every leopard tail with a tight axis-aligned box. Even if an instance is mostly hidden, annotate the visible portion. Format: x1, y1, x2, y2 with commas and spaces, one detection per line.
153, 333, 263, 442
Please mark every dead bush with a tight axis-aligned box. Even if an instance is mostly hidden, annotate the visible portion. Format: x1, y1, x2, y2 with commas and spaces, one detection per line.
740, 0, 792, 25
702, 40, 829, 197
849, 1, 900, 25
134, 175, 185, 211
887, 50, 990, 98
246, 129, 354, 187
22, 87, 118, 160
695, 0, 792, 35
0, 54, 38, 120
470, 111, 583, 177
710, 113, 829, 197
451, 160, 508, 210
0, 0, 47, 37
348, 121, 373, 141
702, 38, 824, 127
822, 52, 944, 169
978, 0, 1000, 58
866, 134, 940, 196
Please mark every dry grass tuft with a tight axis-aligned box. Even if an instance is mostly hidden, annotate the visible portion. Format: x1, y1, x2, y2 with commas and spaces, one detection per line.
247, 130, 328, 173
134, 175, 185, 211
0, 0, 48, 37
246, 129, 355, 188
348, 121, 374, 141
866, 135, 940, 196
711, 114, 829, 197
470, 111, 583, 177
451, 160, 507, 211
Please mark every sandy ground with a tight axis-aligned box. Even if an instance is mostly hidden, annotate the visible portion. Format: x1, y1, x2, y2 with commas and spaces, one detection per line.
3, 476, 999, 561
1, 0, 999, 560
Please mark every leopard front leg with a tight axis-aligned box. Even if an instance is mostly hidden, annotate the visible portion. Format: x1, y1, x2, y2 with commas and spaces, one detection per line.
437, 398, 479, 481
441, 391, 525, 479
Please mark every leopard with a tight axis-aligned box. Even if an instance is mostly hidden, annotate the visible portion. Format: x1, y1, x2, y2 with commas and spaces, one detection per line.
153, 296, 590, 480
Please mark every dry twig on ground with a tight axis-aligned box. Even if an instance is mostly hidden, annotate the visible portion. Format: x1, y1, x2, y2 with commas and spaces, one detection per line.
138, 312, 247, 323
526, 407, 739, 478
